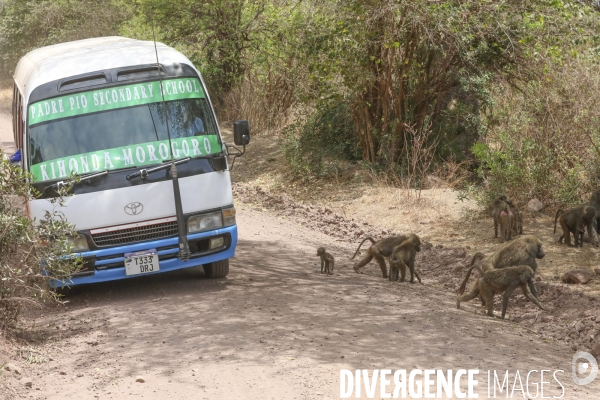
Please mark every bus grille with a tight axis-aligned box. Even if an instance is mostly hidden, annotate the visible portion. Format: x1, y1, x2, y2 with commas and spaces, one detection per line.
91, 220, 179, 246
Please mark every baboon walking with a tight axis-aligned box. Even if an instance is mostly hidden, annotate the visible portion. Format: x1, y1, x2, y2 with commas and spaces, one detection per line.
389, 234, 422, 283
469, 235, 545, 300
317, 247, 334, 274
456, 265, 545, 319
351, 235, 408, 278
554, 205, 598, 247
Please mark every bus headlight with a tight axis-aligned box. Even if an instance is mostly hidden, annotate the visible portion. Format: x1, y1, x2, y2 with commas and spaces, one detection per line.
222, 207, 236, 227
188, 211, 223, 233
67, 234, 90, 252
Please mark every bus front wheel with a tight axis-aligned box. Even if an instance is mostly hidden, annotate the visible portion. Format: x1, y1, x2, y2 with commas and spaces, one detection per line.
203, 259, 229, 279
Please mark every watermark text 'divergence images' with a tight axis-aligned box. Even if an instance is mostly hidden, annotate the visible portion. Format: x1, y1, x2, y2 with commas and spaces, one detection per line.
340, 352, 598, 399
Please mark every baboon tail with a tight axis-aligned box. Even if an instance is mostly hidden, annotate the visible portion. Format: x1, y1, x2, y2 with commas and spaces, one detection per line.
469, 252, 486, 267
350, 237, 375, 259
554, 209, 564, 234
458, 265, 484, 295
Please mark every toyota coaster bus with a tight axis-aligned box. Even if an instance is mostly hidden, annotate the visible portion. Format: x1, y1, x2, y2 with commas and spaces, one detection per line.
11, 37, 249, 286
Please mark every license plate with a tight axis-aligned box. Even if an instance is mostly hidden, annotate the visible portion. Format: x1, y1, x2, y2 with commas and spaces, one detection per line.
124, 249, 159, 276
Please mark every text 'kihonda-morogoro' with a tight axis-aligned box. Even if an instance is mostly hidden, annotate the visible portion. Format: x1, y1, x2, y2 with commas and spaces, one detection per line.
11, 36, 250, 286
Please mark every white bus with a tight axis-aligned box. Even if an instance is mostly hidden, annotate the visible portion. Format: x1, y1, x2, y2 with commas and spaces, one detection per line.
12, 36, 249, 286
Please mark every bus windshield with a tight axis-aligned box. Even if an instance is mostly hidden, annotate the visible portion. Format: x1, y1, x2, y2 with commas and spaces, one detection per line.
27, 78, 220, 182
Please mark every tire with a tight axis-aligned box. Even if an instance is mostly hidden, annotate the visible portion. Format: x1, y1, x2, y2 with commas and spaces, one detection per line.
203, 259, 229, 278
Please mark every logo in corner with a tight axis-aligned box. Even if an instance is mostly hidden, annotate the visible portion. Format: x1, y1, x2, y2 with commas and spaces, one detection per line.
572, 351, 599, 386
124, 202, 144, 216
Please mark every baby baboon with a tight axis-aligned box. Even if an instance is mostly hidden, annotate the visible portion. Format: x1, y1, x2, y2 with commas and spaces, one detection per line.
469, 235, 545, 299
554, 205, 598, 247
490, 195, 512, 242
507, 200, 523, 235
456, 264, 545, 319
351, 235, 408, 278
389, 234, 422, 283
588, 188, 600, 233
317, 247, 334, 274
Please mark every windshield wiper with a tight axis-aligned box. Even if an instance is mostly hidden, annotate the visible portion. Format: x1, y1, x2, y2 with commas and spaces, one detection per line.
43, 170, 109, 192
126, 157, 191, 181
43, 166, 139, 192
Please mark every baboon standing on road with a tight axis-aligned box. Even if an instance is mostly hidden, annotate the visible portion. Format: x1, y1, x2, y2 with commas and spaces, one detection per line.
317, 247, 334, 274
469, 235, 545, 299
389, 234, 422, 283
508, 200, 523, 235
490, 195, 512, 242
554, 205, 598, 247
456, 264, 546, 319
351, 235, 409, 278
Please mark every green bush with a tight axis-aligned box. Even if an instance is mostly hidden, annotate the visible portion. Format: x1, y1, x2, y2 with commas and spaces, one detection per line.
281, 102, 361, 179
473, 68, 600, 208
0, 152, 81, 329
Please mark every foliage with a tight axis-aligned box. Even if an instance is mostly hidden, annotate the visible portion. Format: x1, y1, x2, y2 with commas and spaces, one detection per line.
473, 62, 600, 208
281, 102, 360, 179
2, 0, 600, 199
128, 0, 276, 101
295, 1, 524, 168
0, 0, 130, 80
286, 0, 600, 184
0, 153, 81, 329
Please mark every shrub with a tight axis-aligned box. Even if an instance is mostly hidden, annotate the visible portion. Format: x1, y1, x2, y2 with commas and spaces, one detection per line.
281, 102, 361, 179
473, 65, 600, 208
0, 152, 80, 330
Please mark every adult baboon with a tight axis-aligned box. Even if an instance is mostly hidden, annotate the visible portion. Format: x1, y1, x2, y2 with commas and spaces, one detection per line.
351, 235, 408, 278
498, 210, 512, 243
490, 195, 512, 242
554, 205, 598, 248
588, 188, 600, 233
507, 200, 523, 235
456, 265, 545, 319
469, 235, 545, 299
317, 247, 334, 274
389, 234, 422, 283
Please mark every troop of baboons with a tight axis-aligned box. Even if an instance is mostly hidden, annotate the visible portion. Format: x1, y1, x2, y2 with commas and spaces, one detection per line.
315, 189, 600, 320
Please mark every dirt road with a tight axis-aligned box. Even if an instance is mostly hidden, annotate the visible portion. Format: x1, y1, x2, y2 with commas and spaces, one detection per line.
0, 112, 15, 156
1, 116, 599, 399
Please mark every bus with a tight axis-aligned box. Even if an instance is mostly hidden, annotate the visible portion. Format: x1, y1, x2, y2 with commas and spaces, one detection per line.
11, 36, 249, 286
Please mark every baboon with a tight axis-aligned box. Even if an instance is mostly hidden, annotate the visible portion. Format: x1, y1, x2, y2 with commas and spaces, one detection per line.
389, 234, 422, 283
351, 235, 409, 278
317, 247, 334, 274
456, 264, 545, 319
469, 235, 545, 300
498, 210, 512, 243
490, 195, 512, 242
588, 188, 600, 233
554, 209, 584, 246
554, 205, 599, 247
507, 200, 523, 235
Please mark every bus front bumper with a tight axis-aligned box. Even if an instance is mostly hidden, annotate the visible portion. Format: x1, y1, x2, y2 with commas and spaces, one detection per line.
50, 225, 237, 287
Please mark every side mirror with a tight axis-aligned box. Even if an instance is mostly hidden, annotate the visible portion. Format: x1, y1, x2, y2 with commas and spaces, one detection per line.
233, 120, 250, 146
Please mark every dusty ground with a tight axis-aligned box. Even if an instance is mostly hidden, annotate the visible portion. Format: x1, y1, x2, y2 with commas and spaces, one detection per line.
0, 111, 15, 156
1, 118, 599, 399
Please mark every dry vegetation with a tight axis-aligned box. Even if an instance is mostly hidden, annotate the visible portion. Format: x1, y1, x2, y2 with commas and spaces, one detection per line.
0, 87, 12, 114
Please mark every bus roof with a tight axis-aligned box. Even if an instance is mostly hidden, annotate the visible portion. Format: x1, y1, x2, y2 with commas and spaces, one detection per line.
14, 36, 195, 103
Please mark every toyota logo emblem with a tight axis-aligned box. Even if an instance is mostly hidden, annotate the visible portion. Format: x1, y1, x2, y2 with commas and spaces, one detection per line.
124, 202, 144, 215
